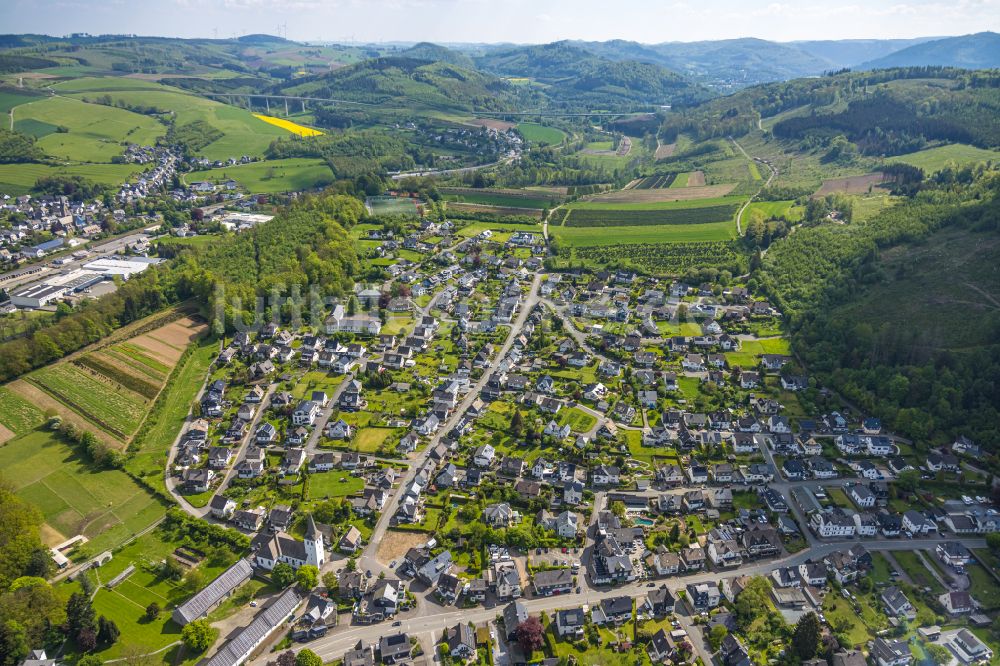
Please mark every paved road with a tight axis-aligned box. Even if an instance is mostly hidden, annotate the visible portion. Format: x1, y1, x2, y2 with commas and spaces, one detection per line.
304, 372, 356, 454
285, 535, 987, 664
166, 381, 277, 519
357, 273, 543, 577
389, 153, 518, 181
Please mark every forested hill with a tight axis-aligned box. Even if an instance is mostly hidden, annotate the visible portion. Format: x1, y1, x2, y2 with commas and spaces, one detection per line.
473, 41, 713, 107
859, 32, 1000, 70
755, 172, 1000, 447
398, 42, 476, 69
658, 68, 1000, 156
0, 194, 364, 382
277, 57, 535, 112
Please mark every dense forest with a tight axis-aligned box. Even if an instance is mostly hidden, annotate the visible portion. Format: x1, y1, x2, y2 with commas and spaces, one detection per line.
659, 67, 1000, 144
755, 171, 1000, 446
265, 131, 416, 178
0, 193, 364, 382
772, 93, 1000, 155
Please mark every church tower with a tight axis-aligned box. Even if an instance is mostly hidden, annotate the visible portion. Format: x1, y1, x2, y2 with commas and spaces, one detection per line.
304, 515, 325, 568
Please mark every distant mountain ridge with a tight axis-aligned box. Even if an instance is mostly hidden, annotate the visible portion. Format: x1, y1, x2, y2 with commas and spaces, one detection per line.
791, 37, 939, 69
858, 32, 1000, 70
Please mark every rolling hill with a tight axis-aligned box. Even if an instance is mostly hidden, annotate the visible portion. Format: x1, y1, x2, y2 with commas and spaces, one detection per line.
474, 41, 711, 107
397, 42, 476, 69
278, 56, 531, 112
859, 32, 1000, 70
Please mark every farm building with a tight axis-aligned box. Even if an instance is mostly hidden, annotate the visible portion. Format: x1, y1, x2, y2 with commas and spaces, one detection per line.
172, 558, 254, 625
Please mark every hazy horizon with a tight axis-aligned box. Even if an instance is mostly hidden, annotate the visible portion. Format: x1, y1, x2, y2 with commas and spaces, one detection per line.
5, 0, 998, 44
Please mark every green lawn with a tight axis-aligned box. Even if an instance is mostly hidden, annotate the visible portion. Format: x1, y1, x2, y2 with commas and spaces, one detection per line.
725, 338, 791, 368
827, 487, 853, 509
892, 551, 944, 594
349, 427, 401, 453
307, 472, 365, 500
657, 321, 702, 336
823, 594, 882, 648
745, 200, 803, 222
670, 172, 690, 188
964, 564, 1000, 609
557, 407, 597, 433
870, 552, 893, 584
381, 316, 415, 336
0, 430, 165, 552
188, 158, 334, 193
547, 628, 649, 665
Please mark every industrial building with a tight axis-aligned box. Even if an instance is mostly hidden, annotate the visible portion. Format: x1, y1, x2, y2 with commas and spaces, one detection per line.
9, 256, 161, 309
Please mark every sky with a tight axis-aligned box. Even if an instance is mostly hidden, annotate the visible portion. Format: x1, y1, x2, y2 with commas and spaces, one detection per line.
5, 0, 999, 44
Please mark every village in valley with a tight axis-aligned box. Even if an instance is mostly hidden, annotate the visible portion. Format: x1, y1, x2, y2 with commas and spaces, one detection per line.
117, 207, 996, 666
1, 23, 999, 666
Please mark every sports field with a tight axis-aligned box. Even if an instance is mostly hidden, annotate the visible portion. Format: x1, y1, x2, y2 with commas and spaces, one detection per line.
191, 158, 334, 193
367, 196, 421, 216
516, 122, 566, 145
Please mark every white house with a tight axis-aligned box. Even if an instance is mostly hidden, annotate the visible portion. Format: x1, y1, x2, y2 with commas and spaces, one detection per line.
473, 444, 496, 468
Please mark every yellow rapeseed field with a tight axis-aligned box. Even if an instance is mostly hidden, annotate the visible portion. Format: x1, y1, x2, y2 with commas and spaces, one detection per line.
253, 114, 324, 137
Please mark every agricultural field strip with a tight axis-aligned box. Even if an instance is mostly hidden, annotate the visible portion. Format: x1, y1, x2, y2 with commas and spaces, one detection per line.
586, 183, 737, 203
562, 203, 740, 227
567, 194, 743, 210
552, 220, 736, 245
28, 362, 150, 438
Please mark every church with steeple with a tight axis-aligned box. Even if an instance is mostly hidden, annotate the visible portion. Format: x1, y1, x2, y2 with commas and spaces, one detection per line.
251, 515, 325, 570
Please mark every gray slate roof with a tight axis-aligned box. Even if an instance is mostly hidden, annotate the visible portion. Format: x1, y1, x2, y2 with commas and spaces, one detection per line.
204, 587, 300, 666
172, 559, 254, 625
